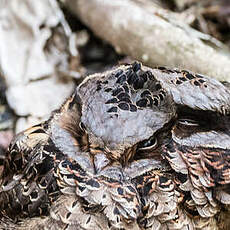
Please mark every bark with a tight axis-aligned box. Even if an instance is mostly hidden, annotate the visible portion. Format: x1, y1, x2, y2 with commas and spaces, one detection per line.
64, 0, 230, 82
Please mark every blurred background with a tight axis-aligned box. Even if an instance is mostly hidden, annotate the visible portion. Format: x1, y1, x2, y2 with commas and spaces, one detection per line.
0, 0, 230, 159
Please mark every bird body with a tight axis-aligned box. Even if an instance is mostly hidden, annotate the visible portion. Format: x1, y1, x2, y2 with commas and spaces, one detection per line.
1, 62, 230, 229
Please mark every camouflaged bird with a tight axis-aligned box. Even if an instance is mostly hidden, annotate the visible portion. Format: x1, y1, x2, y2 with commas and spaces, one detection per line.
1, 62, 230, 230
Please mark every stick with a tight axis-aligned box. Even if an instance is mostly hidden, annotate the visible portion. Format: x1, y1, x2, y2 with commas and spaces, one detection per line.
64, 0, 230, 82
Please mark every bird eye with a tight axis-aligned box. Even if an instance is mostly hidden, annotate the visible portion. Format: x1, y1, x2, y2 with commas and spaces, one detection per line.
177, 119, 199, 127
138, 136, 157, 151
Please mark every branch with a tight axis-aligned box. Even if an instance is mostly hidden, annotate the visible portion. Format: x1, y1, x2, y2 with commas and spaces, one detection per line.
64, 0, 230, 82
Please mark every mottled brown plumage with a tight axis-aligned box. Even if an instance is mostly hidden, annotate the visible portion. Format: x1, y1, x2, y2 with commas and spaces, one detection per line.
1, 62, 230, 229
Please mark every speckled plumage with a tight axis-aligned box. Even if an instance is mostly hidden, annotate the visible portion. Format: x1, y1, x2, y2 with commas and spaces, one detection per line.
1, 62, 230, 229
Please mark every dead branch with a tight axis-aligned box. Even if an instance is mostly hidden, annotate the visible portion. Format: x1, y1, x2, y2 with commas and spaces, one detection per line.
64, 0, 230, 82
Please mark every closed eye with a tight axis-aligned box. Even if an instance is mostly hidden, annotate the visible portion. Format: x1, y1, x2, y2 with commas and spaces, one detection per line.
177, 119, 199, 127
137, 136, 158, 151
174, 118, 202, 138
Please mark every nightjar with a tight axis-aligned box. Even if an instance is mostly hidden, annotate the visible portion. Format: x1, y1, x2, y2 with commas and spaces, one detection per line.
1, 62, 230, 230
